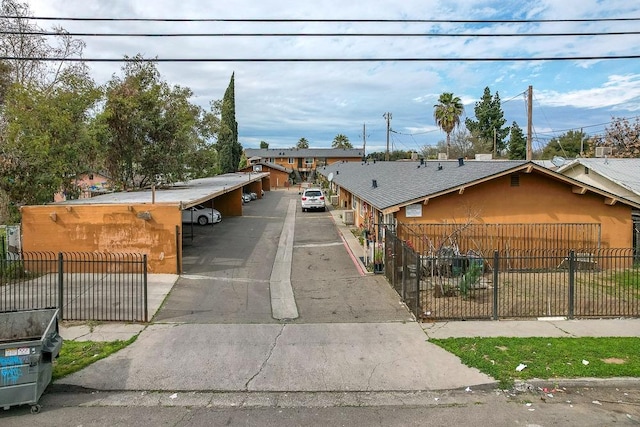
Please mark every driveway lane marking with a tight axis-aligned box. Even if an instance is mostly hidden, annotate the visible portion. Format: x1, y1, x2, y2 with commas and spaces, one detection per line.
270, 200, 299, 320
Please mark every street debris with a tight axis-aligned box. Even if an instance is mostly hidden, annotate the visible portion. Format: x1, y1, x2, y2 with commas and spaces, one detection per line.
465, 386, 472, 392
170, 393, 178, 399
515, 363, 527, 372
582, 359, 590, 365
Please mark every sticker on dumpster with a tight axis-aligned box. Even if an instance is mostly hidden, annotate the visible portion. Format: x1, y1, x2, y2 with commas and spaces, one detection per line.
4, 348, 30, 357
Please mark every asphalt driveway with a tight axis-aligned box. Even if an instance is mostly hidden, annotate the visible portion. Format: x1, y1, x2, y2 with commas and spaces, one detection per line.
153, 190, 410, 324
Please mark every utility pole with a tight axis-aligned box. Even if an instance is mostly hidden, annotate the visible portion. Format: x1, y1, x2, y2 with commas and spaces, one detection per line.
526, 85, 533, 161
493, 128, 497, 159
362, 123, 367, 154
383, 112, 392, 161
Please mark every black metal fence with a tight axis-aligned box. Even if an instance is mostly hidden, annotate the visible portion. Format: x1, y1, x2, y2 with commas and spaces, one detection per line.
396, 222, 602, 255
0, 252, 148, 322
383, 231, 639, 320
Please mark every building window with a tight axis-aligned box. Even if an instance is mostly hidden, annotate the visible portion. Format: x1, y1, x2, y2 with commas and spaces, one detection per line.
584, 167, 589, 174
288, 157, 294, 164
305, 157, 314, 165
510, 174, 520, 187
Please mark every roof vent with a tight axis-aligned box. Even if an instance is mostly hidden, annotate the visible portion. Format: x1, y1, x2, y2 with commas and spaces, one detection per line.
372, 179, 378, 188
458, 158, 464, 166
336, 170, 339, 175
437, 163, 443, 171
420, 158, 424, 165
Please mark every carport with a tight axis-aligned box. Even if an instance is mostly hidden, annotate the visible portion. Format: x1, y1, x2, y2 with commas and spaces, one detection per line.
20, 172, 269, 274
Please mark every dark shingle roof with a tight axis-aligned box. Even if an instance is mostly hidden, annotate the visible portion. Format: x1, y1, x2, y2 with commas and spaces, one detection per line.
245, 148, 365, 158
318, 160, 529, 210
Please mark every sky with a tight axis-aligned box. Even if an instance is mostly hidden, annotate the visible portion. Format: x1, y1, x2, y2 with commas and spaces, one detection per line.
21, 0, 640, 154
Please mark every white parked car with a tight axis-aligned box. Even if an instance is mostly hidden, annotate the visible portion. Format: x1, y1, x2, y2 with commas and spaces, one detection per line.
301, 188, 326, 212
182, 205, 222, 225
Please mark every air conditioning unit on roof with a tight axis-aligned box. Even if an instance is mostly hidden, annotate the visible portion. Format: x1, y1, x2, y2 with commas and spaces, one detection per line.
595, 146, 612, 157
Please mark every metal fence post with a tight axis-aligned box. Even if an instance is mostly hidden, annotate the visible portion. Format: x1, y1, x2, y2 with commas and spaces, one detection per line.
414, 264, 420, 319
143, 254, 148, 322
401, 245, 407, 301
568, 250, 575, 319
492, 251, 499, 320
57, 252, 64, 320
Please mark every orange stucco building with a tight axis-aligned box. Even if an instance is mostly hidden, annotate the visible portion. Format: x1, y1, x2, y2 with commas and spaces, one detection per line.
21, 172, 268, 274
245, 147, 364, 183
318, 160, 640, 252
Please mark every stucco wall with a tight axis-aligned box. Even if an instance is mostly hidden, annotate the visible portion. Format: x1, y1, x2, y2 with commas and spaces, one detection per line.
395, 172, 632, 248
21, 203, 181, 273
268, 169, 290, 188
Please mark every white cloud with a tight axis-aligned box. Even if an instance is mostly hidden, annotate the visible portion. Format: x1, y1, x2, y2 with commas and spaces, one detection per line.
19, 0, 640, 148
537, 74, 640, 110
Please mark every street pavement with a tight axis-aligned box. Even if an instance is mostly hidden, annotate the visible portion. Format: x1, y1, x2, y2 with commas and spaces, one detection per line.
57, 191, 640, 395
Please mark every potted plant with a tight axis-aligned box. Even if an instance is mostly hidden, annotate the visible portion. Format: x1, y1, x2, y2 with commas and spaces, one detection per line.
373, 246, 384, 274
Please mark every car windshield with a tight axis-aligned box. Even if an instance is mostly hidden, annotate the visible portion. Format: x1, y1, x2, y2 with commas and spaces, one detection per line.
305, 190, 322, 197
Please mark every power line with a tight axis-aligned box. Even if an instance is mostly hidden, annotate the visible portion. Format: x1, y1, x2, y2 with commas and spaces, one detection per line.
8, 16, 640, 23
534, 115, 640, 135
2, 55, 639, 62
391, 129, 440, 136
4, 30, 640, 37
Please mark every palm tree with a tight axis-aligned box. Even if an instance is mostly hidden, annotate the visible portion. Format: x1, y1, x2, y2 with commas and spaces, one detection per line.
297, 137, 309, 149
332, 134, 353, 149
433, 92, 464, 158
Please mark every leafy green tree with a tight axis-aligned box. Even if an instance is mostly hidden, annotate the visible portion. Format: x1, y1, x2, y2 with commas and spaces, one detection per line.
433, 92, 464, 158
331, 134, 353, 149
465, 87, 509, 155
259, 140, 269, 149
508, 122, 527, 160
218, 73, 241, 173
297, 137, 309, 149
541, 129, 588, 159
186, 99, 221, 178
0, 69, 101, 205
98, 57, 201, 189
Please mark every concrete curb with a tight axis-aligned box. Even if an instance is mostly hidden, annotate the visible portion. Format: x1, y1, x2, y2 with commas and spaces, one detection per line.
517, 377, 640, 390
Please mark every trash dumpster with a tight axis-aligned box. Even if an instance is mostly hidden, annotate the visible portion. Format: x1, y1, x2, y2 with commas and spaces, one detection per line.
0, 308, 62, 413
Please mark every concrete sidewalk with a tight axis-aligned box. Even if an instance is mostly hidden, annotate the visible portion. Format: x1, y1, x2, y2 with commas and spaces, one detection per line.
57, 322, 495, 392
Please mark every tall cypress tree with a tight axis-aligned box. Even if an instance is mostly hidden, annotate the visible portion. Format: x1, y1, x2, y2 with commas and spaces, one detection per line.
219, 72, 241, 173
508, 121, 527, 159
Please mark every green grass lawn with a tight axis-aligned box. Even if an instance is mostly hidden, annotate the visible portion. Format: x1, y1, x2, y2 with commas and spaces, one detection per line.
430, 337, 640, 388
53, 336, 137, 381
